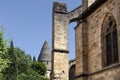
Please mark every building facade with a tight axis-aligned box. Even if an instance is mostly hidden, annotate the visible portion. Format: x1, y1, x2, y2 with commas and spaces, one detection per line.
52, 0, 120, 80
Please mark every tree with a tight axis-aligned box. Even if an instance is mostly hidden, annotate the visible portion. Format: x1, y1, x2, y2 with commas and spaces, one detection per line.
3, 41, 17, 80
14, 47, 32, 75
0, 27, 49, 80
17, 70, 42, 80
0, 28, 9, 79
31, 61, 47, 76
33, 56, 36, 62
17, 70, 50, 80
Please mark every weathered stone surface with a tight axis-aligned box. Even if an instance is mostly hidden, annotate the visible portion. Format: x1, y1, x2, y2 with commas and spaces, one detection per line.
86, 0, 120, 74
52, 0, 120, 80
67, 6, 82, 22
52, 1, 82, 80
88, 0, 96, 6
75, 0, 120, 80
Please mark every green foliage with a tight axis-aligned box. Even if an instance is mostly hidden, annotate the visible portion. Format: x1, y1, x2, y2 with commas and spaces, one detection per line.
0, 73, 3, 80
17, 72, 41, 80
0, 27, 9, 79
14, 47, 49, 80
3, 41, 17, 80
16, 69, 49, 80
0, 28, 9, 72
31, 61, 47, 76
33, 56, 36, 62
39, 76, 50, 80
16, 63, 49, 80
14, 47, 32, 75
17, 73, 50, 80
0, 27, 49, 80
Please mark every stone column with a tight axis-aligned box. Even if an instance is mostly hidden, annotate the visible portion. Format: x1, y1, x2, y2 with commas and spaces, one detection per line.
75, 20, 88, 80
51, 2, 69, 80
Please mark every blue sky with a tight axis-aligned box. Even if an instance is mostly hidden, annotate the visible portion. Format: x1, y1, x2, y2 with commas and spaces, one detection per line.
0, 0, 82, 60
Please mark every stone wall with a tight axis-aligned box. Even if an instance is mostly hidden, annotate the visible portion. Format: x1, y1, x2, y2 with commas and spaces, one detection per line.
88, 65, 120, 80
75, 0, 120, 80
52, 0, 120, 80
75, 23, 84, 76
87, 0, 120, 74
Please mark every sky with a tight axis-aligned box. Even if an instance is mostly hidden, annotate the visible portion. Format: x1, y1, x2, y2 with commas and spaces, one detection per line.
0, 0, 82, 60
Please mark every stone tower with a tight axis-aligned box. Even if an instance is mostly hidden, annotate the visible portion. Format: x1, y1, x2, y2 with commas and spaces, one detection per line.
52, 1, 82, 80
51, 2, 69, 80
38, 40, 51, 78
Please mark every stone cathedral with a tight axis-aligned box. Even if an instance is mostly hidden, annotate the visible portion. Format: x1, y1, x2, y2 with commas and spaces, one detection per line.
51, 0, 120, 80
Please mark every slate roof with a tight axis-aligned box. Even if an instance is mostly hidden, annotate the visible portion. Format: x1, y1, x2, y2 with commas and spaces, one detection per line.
38, 40, 51, 61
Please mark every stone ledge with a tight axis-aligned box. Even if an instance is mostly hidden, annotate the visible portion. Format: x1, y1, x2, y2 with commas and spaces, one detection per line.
75, 63, 120, 78
89, 63, 120, 76
52, 49, 69, 53
75, 73, 87, 78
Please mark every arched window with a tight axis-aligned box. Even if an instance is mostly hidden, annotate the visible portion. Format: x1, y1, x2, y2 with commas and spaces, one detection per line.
69, 65, 75, 80
102, 14, 119, 67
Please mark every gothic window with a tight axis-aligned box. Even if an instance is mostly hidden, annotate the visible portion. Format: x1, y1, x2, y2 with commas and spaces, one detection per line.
102, 14, 119, 67
69, 65, 75, 80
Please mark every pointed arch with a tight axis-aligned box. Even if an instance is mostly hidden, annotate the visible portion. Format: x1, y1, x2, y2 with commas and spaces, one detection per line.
101, 12, 119, 67
101, 13, 116, 34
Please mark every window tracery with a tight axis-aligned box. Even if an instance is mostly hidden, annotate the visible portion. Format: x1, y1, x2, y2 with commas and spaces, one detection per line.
102, 14, 118, 67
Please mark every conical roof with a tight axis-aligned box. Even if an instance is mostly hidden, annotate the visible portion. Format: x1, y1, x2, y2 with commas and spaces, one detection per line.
38, 40, 51, 61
